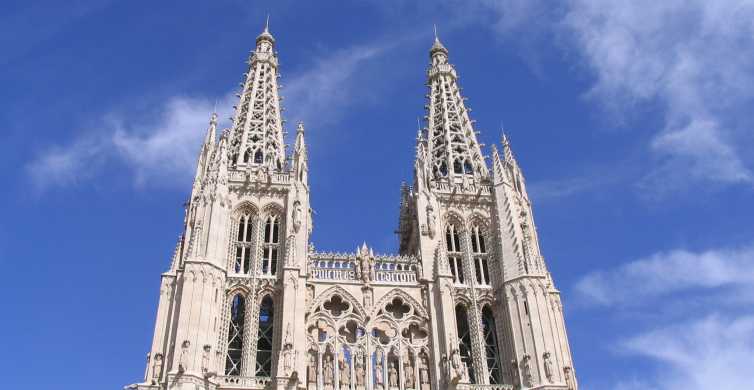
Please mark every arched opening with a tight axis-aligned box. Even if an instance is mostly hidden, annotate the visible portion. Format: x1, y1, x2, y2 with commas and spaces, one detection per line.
254, 149, 263, 164
233, 212, 254, 274
463, 160, 474, 175
446, 224, 464, 284
482, 306, 502, 384
471, 225, 490, 286
453, 158, 463, 174
455, 304, 476, 383
255, 295, 274, 377
261, 216, 280, 276
225, 294, 245, 376
243, 149, 252, 163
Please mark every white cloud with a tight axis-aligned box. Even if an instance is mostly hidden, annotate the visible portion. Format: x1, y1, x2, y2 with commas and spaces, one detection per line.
575, 245, 754, 306
620, 315, 754, 389
27, 40, 390, 191
574, 243, 754, 389
480, 0, 754, 194
27, 96, 232, 191
283, 43, 388, 127
563, 0, 754, 193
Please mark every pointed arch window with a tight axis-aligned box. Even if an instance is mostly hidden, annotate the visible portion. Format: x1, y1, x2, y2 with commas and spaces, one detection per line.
254, 149, 263, 164
225, 294, 245, 376
243, 149, 252, 164
471, 225, 490, 286
453, 158, 464, 174
455, 304, 476, 383
446, 224, 464, 284
482, 306, 502, 384
233, 212, 255, 274
260, 215, 280, 276
463, 160, 474, 175
255, 295, 274, 377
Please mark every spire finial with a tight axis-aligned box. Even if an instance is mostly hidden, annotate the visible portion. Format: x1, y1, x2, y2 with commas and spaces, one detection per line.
434, 24, 438, 41
265, 14, 270, 33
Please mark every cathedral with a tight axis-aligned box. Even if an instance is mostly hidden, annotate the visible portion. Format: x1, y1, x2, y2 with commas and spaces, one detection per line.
126, 22, 578, 390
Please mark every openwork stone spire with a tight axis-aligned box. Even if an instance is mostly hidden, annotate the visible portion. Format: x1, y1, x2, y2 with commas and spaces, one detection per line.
424, 34, 488, 183
227, 21, 286, 171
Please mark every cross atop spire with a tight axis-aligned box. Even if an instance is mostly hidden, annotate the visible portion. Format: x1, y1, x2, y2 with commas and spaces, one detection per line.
430, 25, 448, 57
257, 15, 275, 44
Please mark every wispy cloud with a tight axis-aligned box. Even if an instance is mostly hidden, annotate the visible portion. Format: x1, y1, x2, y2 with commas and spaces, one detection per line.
283, 43, 388, 127
27, 96, 233, 191
574, 243, 754, 389
476, 0, 754, 196
26, 39, 392, 191
620, 315, 754, 389
575, 244, 754, 306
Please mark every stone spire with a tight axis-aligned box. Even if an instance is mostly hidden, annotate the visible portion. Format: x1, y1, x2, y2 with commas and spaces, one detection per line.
226, 19, 286, 171
424, 31, 488, 183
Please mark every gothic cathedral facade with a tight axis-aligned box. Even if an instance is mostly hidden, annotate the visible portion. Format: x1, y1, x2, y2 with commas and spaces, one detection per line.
126, 24, 578, 390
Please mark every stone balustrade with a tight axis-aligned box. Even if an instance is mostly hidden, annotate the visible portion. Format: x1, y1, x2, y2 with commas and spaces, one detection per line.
456, 384, 515, 390
309, 252, 420, 284
217, 376, 270, 389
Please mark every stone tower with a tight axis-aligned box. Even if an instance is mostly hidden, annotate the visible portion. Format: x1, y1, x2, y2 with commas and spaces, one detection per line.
126, 24, 577, 390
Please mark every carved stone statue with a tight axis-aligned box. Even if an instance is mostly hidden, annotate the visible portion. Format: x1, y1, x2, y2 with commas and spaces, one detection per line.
419, 355, 430, 384
307, 353, 317, 384
426, 205, 436, 238
201, 345, 215, 378
543, 351, 554, 383
178, 340, 190, 373
292, 201, 303, 232
510, 360, 521, 388
324, 356, 334, 386
355, 356, 365, 387
152, 353, 163, 384
339, 356, 350, 388
564, 366, 575, 390
450, 349, 463, 380
441, 353, 450, 378
282, 342, 295, 377
375, 351, 384, 386
388, 362, 399, 387
404, 359, 415, 388
521, 355, 533, 387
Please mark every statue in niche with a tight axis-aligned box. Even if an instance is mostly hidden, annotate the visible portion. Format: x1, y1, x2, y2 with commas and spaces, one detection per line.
354, 352, 365, 387
339, 355, 350, 388
151, 353, 163, 384
543, 351, 554, 383
201, 345, 215, 378
564, 366, 575, 390
307, 353, 317, 384
419, 354, 430, 384
441, 353, 450, 378
404, 358, 415, 388
521, 355, 533, 387
388, 361, 399, 388
282, 343, 296, 377
323, 355, 334, 387
510, 360, 521, 388
375, 350, 384, 387
450, 348, 463, 381
292, 201, 303, 232
426, 205, 436, 238
178, 340, 190, 373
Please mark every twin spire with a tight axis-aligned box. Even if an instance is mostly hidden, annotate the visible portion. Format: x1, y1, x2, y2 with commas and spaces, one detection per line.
203, 21, 503, 187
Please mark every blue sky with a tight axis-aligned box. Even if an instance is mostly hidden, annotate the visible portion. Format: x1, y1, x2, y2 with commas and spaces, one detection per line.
1, 1, 754, 389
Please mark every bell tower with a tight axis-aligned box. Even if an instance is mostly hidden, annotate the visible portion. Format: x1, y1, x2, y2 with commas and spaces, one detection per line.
399, 32, 578, 390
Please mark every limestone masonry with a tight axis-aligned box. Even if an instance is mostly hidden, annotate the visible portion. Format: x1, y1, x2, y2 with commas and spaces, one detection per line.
125, 22, 578, 390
